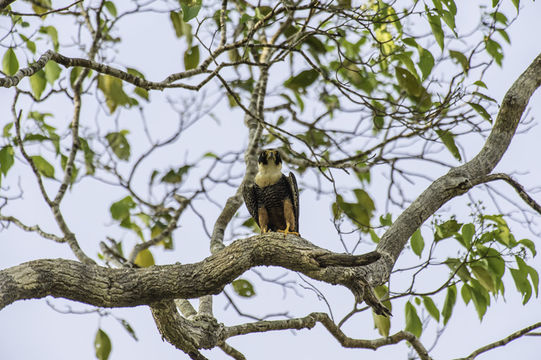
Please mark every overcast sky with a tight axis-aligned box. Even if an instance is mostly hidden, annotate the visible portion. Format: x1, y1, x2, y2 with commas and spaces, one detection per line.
1, 1, 541, 359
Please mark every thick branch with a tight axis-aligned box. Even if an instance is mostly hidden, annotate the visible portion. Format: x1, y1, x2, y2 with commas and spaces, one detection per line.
0, 234, 380, 310
371, 52, 541, 280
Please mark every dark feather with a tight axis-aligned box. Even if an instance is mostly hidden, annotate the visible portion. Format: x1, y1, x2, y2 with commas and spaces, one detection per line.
287, 172, 299, 232
242, 183, 259, 227
243, 173, 300, 233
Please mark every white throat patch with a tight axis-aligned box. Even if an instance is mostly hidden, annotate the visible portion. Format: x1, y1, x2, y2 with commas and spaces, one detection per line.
255, 163, 282, 187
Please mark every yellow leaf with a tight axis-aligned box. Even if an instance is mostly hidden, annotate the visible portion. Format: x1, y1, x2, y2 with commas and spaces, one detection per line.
134, 249, 154, 267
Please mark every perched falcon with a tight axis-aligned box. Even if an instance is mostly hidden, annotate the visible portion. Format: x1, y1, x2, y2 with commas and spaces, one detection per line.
243, 149, 300, 235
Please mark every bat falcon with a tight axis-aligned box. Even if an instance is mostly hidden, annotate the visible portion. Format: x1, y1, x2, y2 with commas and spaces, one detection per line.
243, 149, 300, 235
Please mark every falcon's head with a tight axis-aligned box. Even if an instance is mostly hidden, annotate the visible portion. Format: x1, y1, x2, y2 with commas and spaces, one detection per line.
258, 149, 282, 167
255, 149, 283, 186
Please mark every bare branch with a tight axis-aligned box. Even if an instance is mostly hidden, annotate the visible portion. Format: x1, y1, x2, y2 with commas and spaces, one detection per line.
457, 321, 541, 360
475, 173, 541, 214
224, 312, 431, 360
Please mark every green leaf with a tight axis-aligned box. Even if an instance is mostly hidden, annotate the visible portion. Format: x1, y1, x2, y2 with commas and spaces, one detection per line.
394, 53, 419, 80
94, 329, 112, 360
104, 1, 117, 17
31, 155, 55, 178
483, 215, 512, 246
29, 69, 47, 99
426, 8, 444, 50
485, 38, 503, 66
184, 45, 200, 70
519, 239, 536, 256
98, 75, 132, 113
334, 190, 375, 231
151, 222, 174, 250
445, 258, 471, 282
181, 0, 202, 22
405, 301, 422, 338
474, 80, 488, 89
410, 228, 424, 257
161, 165, 190, 184
480, 247, 506, 279
3, 122, 13, 138
372, 286, 391, 336
422, 296, 440, 322
436, 129, 461, 161
110, 196, 136, 221
470, 280, 489, 320
134, 248, 155, 267
467, 102, 492, 122
516, 256, 538, 298
44, 61, 61, 84
461, 223, 475, 247
70, 67, 82, 88
379, 213, 392, 226
369, 229, 380, 243
373, 311, 390, 337
471, 265, 496, 293
435, 220, 462, 241
511, 0, 520, 11
105, 131, 130, 161
169, 11, 184, 37
496, 28, 510, 44
461, 284, 472, 305
118, 319, 138, 341
0, 146, 14, 176
2, 48, 19, 76
134, 87, 149, 101
449, 50, 469, 73
79, 137, 96, 175
442, 284, 457, 325
395, 67, 422, 97
527, 265, 539, 298
39, 26, 59, 51
418, 47, 435, 80
19, 34, 36, 54
284, 69, 319, 92
510, 263, 531, 304
232, 279, 255, 297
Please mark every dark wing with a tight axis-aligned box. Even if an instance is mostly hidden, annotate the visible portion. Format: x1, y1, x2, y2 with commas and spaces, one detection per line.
287, 172, 299, 232
242, 183, 260, 227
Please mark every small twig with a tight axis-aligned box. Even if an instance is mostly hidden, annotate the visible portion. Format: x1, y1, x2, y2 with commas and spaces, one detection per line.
477, 173, 541, 214
457, 321, 541, 360
0, 215, 64, 242
218, 342, 246, 360
7, 0, 81, 17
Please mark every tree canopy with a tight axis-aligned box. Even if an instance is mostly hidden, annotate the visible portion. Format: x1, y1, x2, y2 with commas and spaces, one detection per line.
1, 0, 541, 359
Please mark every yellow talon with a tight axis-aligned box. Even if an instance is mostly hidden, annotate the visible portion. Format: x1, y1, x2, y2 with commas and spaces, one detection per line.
277, 224, 300, 236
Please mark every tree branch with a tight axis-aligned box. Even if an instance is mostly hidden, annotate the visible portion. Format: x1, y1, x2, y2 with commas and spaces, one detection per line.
0, 234, 381, 311
457, 321, 541, 360
474, 173, 541, 214
224, 312, 431, 360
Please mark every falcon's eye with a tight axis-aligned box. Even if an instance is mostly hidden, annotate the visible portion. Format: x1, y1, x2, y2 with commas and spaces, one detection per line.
274, 151, 282, 165
258, 151, 268, 165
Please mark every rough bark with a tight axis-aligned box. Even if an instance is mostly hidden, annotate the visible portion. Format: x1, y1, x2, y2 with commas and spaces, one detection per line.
0, 234, 381, 310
